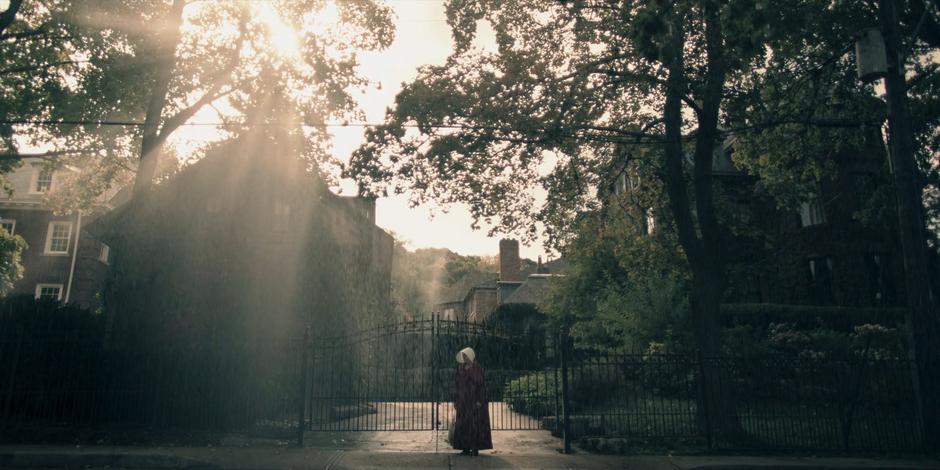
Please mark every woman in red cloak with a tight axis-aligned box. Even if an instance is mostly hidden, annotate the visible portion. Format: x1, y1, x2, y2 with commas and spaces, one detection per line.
452, 347, 493, 455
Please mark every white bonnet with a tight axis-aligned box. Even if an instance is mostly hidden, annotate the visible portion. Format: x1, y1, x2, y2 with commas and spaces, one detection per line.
456, 347, 476, 364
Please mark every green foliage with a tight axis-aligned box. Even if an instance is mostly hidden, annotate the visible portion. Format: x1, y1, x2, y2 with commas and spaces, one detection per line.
504, 365, 624, 417
541, 205, 690, 351
0, 1, 143, 203
488, 303, 546, 336
764, 322, 902, 360
0, 227, 26, 296
2, 0, 396, 210
504, 372, 557, 417
390, 242, 446, 319
345, 0, 864, 245
720, 303, 907, 330
444, 255, 497, 288
388, 240, 497, 319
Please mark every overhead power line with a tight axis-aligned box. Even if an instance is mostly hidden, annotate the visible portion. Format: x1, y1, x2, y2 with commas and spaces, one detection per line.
1, 119, 380, 128
0, 118, 669, 141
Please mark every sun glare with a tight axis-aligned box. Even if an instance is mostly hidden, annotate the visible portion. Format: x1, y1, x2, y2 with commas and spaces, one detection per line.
254, 6, 302, 60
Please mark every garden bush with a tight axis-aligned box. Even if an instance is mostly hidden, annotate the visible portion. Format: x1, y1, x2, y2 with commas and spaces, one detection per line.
504, 372, 558, 417
504, 364, 629, 417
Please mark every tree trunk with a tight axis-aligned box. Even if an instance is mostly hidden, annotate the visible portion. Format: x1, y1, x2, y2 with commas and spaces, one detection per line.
133, 0, 186, 196
879, 0, 940, 447
0, 0, 23, 38
659, 4, 745, 446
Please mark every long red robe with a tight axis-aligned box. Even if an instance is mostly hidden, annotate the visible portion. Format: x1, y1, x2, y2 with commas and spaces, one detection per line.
452, 362, 493, 450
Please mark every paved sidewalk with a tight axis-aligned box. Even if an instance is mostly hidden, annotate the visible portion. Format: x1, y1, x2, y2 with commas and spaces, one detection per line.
0, 446, 937, 469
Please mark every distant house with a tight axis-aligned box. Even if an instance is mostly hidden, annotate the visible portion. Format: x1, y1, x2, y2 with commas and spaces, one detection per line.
93, 133, 393, 347
0, 159, 120, 309
441, 239, 563, 324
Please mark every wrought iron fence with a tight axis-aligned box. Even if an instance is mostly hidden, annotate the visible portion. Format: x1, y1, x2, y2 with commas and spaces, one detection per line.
0, 309, 926, 453
305, 317, 557, 432
0, 335, 302, 439
561, 346, 923, 452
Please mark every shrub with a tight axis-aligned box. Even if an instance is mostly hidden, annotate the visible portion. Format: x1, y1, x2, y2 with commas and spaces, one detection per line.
720, 303, 906, 331
0, 294, 104, 341
504, 372, 558, 417
504, 364, 629, 417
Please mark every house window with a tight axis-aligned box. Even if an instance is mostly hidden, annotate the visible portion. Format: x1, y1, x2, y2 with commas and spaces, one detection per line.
808, 256, 835, 305
0, 218, 15, 235
35, 283, 63, 301
799, 196, 826, 227
44, 221, 72, 254
614, 173, 627, 195
614, 168, 642, 196
98, 243, 110, 264
865, 253, 895, 305
31, 167, 54, 193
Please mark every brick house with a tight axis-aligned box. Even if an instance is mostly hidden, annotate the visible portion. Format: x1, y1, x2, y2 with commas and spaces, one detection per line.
92, 133, 394, 347
441, 239, 563, 323
608, 133, 905, 307
0, 159, 118, 309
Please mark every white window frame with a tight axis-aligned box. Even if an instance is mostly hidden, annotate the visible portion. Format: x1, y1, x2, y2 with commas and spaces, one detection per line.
35, 283, 63, 301
98, 243, 110, 264
29, 166, 54, 194
0, 218, 15, 235
44, 221, 72, 255
799, 197, 826, 227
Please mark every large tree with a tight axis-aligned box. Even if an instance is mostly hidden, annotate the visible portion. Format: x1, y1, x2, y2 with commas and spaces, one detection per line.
123, 0, 396, 195
2, 1, 395, 206
0, 1, 135, 195
348, 0, 792, 439
347, 0, 939, 440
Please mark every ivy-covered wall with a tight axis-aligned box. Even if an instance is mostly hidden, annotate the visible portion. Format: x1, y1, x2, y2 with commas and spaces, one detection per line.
94, 134, 393, 351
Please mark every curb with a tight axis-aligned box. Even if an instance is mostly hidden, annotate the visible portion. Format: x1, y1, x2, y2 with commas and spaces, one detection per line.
0, 451, 218, 469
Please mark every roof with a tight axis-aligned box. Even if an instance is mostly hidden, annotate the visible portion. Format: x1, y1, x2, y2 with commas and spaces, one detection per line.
502, 274, 556, 305
462, 280, 497, 304
89, 131, 394, 247
543, 257, 568, 273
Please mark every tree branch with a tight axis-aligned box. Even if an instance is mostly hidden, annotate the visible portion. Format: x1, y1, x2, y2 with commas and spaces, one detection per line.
0, 150, 84, 161
0, 60, 89, 76
0, 26, 49, 42
0, 0, 23, 38
154, 6, 248, 146
154, 84, 236, 147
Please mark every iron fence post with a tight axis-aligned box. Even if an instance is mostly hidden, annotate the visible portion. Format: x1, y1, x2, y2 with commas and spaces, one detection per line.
696, 349, 713, 451
560, 330, 571, 454
431, 313, 438, 432
1, 333, 22, 428
297, 326, 309, 447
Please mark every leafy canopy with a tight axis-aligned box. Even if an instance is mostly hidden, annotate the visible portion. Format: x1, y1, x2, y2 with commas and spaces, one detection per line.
2, 0, 395, 209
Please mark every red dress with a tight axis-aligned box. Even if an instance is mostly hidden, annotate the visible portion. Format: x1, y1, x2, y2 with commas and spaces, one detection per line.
452, 362, 493, 450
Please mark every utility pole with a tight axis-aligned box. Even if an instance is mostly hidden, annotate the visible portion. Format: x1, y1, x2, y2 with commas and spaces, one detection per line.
877, 0, 940, 446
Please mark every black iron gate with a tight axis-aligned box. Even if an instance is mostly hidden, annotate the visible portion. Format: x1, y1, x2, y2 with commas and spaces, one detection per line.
304, 315, 559, 433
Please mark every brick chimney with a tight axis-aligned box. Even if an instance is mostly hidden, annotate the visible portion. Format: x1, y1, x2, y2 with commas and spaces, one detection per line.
499, 239, 522, 282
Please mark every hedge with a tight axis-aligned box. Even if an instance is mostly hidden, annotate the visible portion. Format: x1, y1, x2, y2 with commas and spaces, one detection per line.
720, 303, 907, 330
